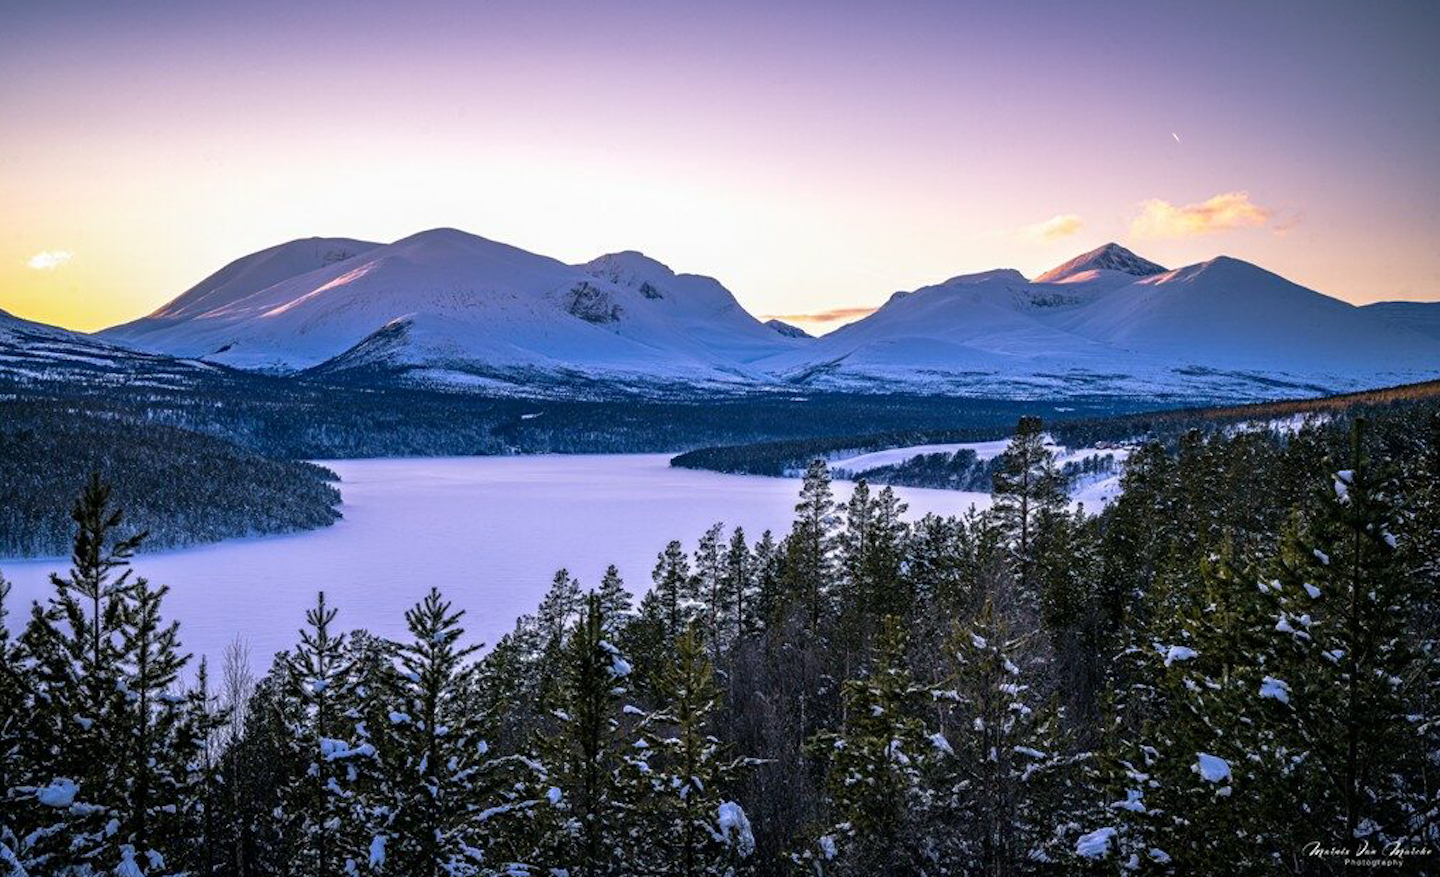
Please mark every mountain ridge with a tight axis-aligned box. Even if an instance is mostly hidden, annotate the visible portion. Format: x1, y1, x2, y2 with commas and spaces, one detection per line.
41, 231, 1440, 401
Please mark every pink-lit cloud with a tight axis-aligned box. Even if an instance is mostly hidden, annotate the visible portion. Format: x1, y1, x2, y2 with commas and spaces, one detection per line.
1129, 191, 1272, 239
1024, 213, 1084, 240
765, 306, 878, 325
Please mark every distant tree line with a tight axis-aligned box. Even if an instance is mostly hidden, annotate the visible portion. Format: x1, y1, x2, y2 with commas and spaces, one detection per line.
2, 401, 1438, 875
0, 407, 340, 556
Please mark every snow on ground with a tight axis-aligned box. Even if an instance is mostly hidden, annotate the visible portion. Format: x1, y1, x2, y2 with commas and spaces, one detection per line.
1, 455, 989, 674
831, 436, 1132, 509
829, 440, 1012, 472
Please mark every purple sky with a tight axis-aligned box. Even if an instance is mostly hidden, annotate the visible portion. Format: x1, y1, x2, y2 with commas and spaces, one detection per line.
3, 0, 1438, 332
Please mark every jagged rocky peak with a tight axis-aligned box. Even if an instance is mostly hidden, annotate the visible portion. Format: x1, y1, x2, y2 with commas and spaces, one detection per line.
1035, 242, 1166, 283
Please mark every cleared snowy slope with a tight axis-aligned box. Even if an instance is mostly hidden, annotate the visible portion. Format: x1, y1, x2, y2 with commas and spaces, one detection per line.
98, 229, 798, 392
0, 307, 225, 390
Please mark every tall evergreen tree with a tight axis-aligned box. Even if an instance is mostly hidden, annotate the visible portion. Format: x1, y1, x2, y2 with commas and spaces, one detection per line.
277, 591, 369, 877
647, 540, 696, 641
628, 627, 755, 877
374, 588, 499, 876
596, 565, 634, 638
531, 594, 636, 876
797, 618, 934, 876
0, 572, 26, 866
782, 460, 839, 633
12, 474, 145, 874
934, 599, 1075, 874
722, 527, 756, 645
750, 530, 783, 632
114, 576, 198, 872
991, 418, 1067, 610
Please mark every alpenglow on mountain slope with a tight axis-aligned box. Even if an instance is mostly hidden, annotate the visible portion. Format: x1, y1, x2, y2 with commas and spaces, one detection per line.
94, 234, 1440, 401
101, 229, 803, 395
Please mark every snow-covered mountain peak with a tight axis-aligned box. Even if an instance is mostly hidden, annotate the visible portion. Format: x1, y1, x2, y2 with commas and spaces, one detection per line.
140, 236, 381, 322
940, 268, 1029, 287
1140, 255, 1278, 290
1036, 243, 1165, 283
582, 250, 680, 291
765, 319, 813, 339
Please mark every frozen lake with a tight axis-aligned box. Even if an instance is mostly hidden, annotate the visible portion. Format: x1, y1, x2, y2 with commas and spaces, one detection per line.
2, 454, 990, 673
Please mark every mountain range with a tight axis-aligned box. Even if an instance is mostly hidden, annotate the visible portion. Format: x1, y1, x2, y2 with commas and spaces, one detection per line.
6, 231, 1439, 402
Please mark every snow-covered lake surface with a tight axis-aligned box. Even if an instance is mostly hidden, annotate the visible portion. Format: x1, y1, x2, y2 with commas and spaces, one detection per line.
3, 455, 989, 673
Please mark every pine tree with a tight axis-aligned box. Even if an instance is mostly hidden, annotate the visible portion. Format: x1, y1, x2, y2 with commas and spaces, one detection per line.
991, 418, 1067, 611
783, 460, 839, 634
838, 483, 910, 660
12, 474, 144, 873
1265, 420, 1420, 850
531, 594, 635, 876
934, 598, 1075, 875
474, 614, 545, 754
597, 565, 634, 638
175, 656, 227, 877
114, 575, 198, 872
649, 540, 696, 640
722, 527, 756, 644
797, 618, 934, 876
0, 572, 26, 865
750, 530, 783, 632
538, 568, 583, 662
628, 627, 755, 877
694, 523, 727, 654
374, 588, 497, 876
278, 591, 370, 877
1397, 409, 1440, 847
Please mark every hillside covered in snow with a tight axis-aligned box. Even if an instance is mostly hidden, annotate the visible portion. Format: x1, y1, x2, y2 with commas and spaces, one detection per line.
57, 234, 1440, 402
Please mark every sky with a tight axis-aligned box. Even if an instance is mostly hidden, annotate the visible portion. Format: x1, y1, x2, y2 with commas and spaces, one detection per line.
2, 0, 1438, 334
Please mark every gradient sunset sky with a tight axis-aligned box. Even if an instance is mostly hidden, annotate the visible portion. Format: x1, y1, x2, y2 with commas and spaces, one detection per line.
3, 0, 1438, 333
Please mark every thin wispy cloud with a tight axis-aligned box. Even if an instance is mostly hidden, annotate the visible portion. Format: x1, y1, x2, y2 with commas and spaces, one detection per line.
28, 250, 74, 270
1271, 214, 1303, 237
765, 306, 878, 325
1024, 213, 1084, 240
1129, 191, 1271, 239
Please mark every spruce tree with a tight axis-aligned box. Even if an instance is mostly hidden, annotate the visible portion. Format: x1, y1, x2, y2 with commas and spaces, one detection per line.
13, 474, 144, 873
531, 594, 635, 876
649, 540, 696, 640
937, 599, 1075, 874
278, 591, 370, 877
596, 565, 634, 638
750, 530, 783, 631
628, 627, 755, 877
375, 588, 496, 876
797, 618, 933, 876
694, 523, 726, 654
115, 576, 198, 872
1265, 420, 1420, 850
783, 460, 839, 633
991, 418, 1066, 611
722, 527, 756, 644
0, 572, 26, 866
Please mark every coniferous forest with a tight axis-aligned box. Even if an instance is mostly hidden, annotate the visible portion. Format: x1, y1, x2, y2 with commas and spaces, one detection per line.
2, 405, 1439, 876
